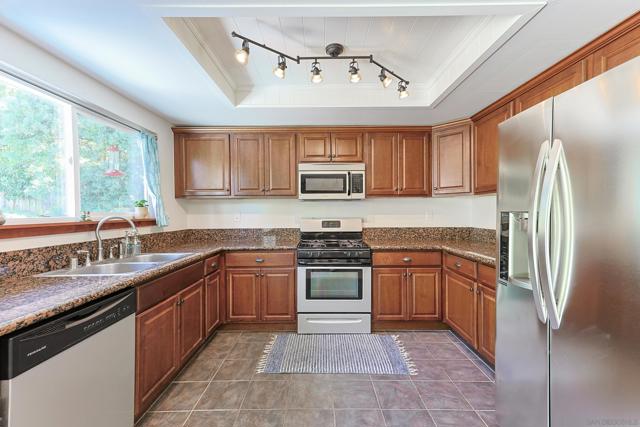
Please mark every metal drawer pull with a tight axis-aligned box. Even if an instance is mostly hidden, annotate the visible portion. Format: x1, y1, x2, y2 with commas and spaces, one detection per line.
455, 262, 462, 269
255, 258, 265, 263
210, 263, 218, 269
469, 287, 474, 292
402, 257, 412, 262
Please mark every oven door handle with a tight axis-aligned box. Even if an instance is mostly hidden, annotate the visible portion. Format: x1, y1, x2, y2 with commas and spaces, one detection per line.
305, 318, 364, 324
347, 172, 351, 196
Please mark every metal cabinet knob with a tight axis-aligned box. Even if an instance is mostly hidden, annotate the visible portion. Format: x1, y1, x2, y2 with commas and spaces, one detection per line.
255, 258, 265, 263
402, 257, 412, 263
403, 272, 407, 277
210, 262, 218, 269
469, 287, 474, 292
455, 262, 462, 269
255, 273, 260, 277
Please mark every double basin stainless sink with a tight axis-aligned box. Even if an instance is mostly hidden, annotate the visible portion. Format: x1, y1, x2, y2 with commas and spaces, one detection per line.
36, 253, 195, 277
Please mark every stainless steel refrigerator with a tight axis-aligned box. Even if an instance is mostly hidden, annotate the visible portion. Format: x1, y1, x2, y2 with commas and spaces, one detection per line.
496, 56, 640, 427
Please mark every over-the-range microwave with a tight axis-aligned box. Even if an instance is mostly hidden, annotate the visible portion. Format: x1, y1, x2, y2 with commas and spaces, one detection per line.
298, 163, 365, 200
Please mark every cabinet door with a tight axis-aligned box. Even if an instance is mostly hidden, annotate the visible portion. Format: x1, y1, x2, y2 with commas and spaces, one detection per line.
297, 132, 332, 162
135, 295, 180, 417
592, 24, 640, 76
373, 268, 406, 320
514, 60, 588, 113
443, 270, 477, 345
174, 133, 230, 197
227, 269, 261, 322
407, 268, 441, 320
473, 102, 512, 194
179, 280, 205, 364
264, 132, 297, 196
432, 123, 472, 195
366, 132, 398, 195
205, 271, 221, 337
331, 132, 364, 162
398, 132, 430, 195
477, 284, 496, 364
231, 133, 265, 196
261, 268, 295, 321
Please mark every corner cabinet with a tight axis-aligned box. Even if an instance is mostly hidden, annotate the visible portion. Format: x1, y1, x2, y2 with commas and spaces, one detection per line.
472, 103, 513, 194
174, 132, 231, 197
365, 131, 430, 196
431, 121, 472, 195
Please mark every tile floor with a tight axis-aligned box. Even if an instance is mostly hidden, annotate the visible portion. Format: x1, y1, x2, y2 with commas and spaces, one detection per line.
137, 330, 495, 427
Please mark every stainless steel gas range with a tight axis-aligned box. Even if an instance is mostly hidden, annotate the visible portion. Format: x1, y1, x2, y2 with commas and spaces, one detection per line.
296, 218, 371, 334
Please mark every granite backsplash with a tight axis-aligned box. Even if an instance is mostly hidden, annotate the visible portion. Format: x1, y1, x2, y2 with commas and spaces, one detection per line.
0, 227, 494, 278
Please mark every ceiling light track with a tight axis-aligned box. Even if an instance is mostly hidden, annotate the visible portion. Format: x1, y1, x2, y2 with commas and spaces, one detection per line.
231, 31, 410, 98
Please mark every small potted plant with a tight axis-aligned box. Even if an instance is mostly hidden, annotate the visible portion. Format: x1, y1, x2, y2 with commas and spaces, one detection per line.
133, 200, 149, 219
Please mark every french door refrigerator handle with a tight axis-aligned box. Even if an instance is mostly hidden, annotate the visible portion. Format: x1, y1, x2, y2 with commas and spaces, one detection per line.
527, 140, 550, 323
537, 139, 574, 330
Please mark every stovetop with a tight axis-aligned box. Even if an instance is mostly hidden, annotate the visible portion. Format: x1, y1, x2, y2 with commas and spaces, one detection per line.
297, 232, 371, 265
298, 239, 368, 250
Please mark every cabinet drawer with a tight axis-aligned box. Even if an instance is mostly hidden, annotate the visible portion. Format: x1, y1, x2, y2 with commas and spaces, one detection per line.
225, 251, 295, 268
204, 254, 222, 276
373, 251, 442, 267
478, 264, 496, 289
444, 253, 477, 279
137, 261, 203, 313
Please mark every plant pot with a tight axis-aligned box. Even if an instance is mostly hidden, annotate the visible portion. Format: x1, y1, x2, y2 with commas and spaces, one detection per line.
134, 206, 149, 219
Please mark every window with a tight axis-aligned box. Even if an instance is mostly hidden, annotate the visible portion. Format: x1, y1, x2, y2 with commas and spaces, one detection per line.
0, 73, 147, 222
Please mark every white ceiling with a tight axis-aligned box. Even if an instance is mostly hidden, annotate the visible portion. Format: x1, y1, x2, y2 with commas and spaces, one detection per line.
0, 1, 638, 125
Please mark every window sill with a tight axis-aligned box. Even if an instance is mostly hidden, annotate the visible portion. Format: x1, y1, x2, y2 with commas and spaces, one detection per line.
0, 218, 157, 239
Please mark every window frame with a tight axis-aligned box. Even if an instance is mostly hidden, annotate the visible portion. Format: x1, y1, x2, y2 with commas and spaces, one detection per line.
0, 68, 155, 226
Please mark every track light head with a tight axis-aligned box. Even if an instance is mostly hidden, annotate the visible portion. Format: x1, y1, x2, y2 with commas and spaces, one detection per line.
348, 60, 361, 83
310, 61, 323, 84
379, 69, 393, 88
398, 81, 409, 99
235, 40, 250, 65
273, 55, 287, 79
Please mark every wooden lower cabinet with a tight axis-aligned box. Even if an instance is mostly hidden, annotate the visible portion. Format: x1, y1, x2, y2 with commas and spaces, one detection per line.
226, 267, 295, 322
261, 268, 296, 321
204, 271, 222, 336
178, 281, 205, 364
373, 267, 441, 321
443, 269, 477, 345
476, 283, 496, 364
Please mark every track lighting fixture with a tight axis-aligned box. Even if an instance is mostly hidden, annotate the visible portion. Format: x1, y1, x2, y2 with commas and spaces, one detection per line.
398, 81, 409, 99
235, 40, 250, 65
379, 69, 393, 88
310, 61, 323, 84
231, 32, 409, 96
348, 60, 361, 83
273, 55, 287, 79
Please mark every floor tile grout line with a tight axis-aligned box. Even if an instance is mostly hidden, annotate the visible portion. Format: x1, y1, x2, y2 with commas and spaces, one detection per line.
369, 378, 388, 427
450, 379, 490, 427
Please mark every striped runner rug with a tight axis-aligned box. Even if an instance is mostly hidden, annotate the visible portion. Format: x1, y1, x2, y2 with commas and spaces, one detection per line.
257, 334, 416, 375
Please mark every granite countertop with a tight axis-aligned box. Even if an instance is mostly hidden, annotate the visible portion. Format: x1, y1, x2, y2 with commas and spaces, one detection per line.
0, 238, 298, 337
365, 238, 497, 266
0, 235, 495, 338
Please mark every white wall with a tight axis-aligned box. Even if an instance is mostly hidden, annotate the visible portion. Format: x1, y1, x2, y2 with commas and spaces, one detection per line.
183, 195, 497, 230
0, 24, 188, 252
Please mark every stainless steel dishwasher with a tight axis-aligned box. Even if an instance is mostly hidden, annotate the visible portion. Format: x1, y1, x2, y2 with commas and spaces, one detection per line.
0, 288, 136, 427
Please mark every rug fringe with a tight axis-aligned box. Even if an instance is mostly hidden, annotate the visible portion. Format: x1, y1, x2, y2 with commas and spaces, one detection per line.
256, 334, 278, 374
391, 334, 418, 376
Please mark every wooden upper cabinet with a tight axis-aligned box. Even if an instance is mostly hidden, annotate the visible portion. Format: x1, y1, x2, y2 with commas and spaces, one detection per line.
432, 122, 472, 195
174, 133, 230, 197
366, 132, 398, 195
331, 132, 364, 162
473, 103, 512, 194
373, 268, 406, 320
264, 132, 297, 196
297, 132, 331, 162
261, 268, 295, 321
407, 268, 441, 320
592, 24, 640, 76
515, 60, 588, 113
398, 132, 430, 196
231, 133, 265, 196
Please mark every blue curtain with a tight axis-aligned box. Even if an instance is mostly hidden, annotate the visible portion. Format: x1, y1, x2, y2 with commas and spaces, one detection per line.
139, 131, 169, 227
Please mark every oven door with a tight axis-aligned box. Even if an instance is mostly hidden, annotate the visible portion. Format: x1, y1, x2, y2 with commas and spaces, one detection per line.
298, 171, 350, 200
297, 266, 371, 313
